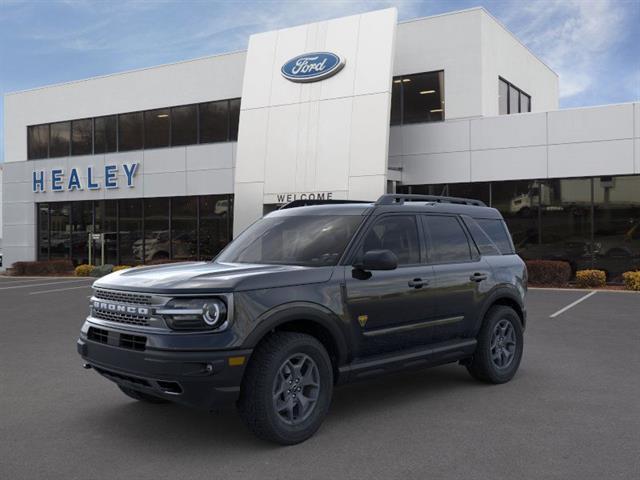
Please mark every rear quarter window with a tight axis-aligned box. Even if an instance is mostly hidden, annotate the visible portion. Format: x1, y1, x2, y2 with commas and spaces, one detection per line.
475, 218, 515, 254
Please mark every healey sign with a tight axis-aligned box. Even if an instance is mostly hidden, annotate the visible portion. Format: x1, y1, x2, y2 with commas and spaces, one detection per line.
281, 52, 345, 83
32, 163, 138, 193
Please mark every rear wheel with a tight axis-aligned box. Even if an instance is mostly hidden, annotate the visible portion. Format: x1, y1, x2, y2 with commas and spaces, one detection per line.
467, 306, 523, 384
118, 385, 169, 404
238, 332, 333, 445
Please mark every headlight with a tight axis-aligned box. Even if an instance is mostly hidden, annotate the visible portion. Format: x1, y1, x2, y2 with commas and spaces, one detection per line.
157, 298, 228, 331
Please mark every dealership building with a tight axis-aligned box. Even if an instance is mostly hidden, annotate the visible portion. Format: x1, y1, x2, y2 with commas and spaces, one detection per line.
2, 7, 639, 278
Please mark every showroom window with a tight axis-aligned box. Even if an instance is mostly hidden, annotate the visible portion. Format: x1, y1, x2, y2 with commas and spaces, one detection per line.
390, 71, 444, 125
398, 175, 640, 281
27, 98, 241, 159
94, 115, 117, 154
49, 121, 71, 157
28, 124, 49, 159
37, 195, 233, 265
71, 118, 93, 156
499, 77, 531, 115
144, 108, 170, 149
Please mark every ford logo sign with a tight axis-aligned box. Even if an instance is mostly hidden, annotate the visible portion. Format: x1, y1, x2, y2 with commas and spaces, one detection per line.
281, 52, 345, 83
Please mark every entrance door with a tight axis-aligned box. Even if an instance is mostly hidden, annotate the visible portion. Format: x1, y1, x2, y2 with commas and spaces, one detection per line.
343, 214, 436, 357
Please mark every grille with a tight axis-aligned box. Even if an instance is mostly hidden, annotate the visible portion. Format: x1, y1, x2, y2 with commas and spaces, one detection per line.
119, 333, 146, 351
92, 309, 150, 327
94, 289, 152, 305
88, 327, 109, 344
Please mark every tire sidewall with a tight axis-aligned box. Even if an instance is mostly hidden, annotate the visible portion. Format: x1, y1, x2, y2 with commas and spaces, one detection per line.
261, 336, 333, 443
480, 307, 524, 383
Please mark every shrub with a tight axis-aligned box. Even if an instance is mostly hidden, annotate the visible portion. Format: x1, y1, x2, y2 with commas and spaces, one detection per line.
91, 264, 114, 277
11, 260, 74, 276
622, 271, 640, 291
75, 264, 95, 277
112, 265, 132, 272
575, 269, 606, 288
525, 260, 572, 287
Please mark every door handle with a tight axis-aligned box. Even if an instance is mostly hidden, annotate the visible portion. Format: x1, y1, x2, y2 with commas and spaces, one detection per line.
470, 272, 488, 282
408, 278, 428, 289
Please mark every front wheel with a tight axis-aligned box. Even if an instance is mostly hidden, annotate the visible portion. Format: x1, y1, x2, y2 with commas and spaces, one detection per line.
238, 332, 333, 445
466, 306, 523, 384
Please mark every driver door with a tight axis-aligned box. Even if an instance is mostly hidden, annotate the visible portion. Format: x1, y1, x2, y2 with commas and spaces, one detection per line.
343, 214, 436, 357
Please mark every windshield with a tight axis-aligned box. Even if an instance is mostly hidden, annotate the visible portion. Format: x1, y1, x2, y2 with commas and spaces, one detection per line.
217, 215, 363, 266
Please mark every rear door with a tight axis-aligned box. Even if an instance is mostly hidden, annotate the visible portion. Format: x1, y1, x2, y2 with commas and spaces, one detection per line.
421, 214, 492, 341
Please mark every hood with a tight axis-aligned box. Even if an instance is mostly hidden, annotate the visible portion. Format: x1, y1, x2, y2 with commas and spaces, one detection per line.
93, 261, 335, 294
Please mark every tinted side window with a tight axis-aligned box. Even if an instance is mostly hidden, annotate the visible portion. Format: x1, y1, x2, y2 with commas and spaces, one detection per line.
360, 216, 420, 265
476, 218, 514, 254
462, 216, 501, 256
423, 215, 472, 263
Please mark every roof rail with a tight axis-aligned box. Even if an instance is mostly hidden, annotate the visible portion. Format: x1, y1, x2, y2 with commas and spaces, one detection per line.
375, 194, 486, 207
279, 199, 371, 210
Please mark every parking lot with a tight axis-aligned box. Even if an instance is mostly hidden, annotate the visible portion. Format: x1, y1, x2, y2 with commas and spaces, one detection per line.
1, 276, 638, 480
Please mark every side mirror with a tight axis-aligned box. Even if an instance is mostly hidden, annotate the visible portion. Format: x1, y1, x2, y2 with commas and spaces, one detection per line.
355, 249, 398, 271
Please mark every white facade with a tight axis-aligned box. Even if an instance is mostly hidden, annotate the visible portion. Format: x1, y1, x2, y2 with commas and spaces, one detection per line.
1, 6, 637, 270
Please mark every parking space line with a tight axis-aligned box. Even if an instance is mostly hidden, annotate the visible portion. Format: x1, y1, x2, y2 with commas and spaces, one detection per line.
0, 279, 93, 290
29, 284, 94, 295
549, 291, 598, 318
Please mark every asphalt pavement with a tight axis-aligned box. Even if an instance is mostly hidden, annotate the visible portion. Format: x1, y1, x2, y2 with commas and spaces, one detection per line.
0, 277, 638, 480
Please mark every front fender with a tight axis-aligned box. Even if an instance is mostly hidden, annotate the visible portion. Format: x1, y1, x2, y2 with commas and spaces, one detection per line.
241, 302, 351, 365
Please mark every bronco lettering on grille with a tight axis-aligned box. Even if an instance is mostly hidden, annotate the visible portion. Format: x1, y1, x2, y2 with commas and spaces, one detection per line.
93, 300, 149, 316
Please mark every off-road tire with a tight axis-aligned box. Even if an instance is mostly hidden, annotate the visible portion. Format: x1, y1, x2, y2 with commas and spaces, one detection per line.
238, 332, 333, 445
467, 306, 523, 384
118, 385, 169, 404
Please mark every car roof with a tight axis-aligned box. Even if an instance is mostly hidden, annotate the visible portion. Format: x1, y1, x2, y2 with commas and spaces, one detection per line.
267, 200, 504, 220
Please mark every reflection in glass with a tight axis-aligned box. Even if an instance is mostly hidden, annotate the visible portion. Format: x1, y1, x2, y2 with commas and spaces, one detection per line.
71, 201, 93, 265
38, 204, 50, 260
49, 122, 71, 157
499, 79, 509, 115
229, 98, 241, 141
29, 125, 49, 159
392, 71, 444, 125
171, 197, 197, 260
94, 115, 117, 154
200, 195, 232, 260
144, 198, 170, 263
119, 199, 143, 266
49, 203, 70, 259
71, 119, 93, 156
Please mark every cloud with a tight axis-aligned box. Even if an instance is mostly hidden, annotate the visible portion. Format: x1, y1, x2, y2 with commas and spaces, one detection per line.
503, 0, 631, 99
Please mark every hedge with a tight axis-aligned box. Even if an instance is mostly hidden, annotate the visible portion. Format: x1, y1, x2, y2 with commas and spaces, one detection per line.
575, 269, 606, 288
11, 260, 74, 276
75, 264, 95, 277
622, 271, 640, 291
525, 260, 571, 287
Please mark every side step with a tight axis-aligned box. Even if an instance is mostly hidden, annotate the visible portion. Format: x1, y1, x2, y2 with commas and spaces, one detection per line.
337, 338, 477, 383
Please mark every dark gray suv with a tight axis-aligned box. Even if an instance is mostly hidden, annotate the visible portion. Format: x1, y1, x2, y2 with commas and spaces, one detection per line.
78, 194, 527, 444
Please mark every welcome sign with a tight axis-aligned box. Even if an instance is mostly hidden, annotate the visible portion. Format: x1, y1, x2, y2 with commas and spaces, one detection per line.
32, 163, 139, 193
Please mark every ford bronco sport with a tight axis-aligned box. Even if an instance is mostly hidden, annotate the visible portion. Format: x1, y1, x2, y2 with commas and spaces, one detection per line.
78, 194, 527, 444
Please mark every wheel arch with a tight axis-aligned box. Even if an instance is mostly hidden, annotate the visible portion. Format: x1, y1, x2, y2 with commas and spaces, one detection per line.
243, 303, 350, 375
478, 288, 526, 331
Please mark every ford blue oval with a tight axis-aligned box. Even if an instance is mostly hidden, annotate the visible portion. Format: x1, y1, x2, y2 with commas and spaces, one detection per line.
281, 52, 345, 83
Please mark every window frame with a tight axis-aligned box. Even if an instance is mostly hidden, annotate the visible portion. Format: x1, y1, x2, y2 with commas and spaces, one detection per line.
391, 70, 445, 126
499, 76, 531, 115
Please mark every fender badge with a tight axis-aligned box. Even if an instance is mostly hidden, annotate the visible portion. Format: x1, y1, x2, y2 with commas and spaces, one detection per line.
358, 315, 368, 327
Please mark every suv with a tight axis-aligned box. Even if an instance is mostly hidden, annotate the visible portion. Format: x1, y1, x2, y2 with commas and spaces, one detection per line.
77, 194, 527, 444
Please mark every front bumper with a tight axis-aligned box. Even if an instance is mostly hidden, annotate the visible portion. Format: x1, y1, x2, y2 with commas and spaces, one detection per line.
77, 327, 251, 410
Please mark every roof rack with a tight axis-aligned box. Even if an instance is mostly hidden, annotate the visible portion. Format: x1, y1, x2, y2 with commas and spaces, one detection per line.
279, 199, 371, 210
375, 194, 486, 207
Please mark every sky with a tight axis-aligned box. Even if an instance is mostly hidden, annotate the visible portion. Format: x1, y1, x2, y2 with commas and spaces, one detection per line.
1, 0, 639, 162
